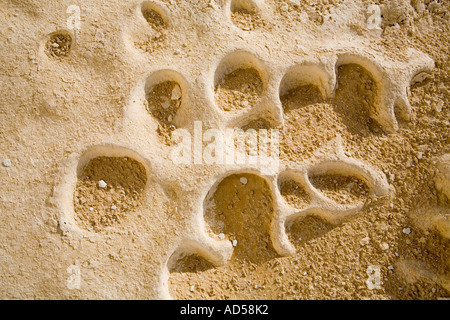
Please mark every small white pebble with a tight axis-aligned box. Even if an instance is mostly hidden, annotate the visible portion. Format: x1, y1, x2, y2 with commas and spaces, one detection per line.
281, 269, 285, 275
160, 99, 170, 109
254, 285, 258, 289
388, 265, 394, 270
403, 228, 411, 235
380, 242, 389, 251
167, 115, 173, 122
240, 177, 248, 185
218, 233, 225, 240
303, 271, 307, 276
171, 85, 182, 100
51, 42, 59, 47
360, 237, 370, 246
98, 180, 107, 188
111, 205, 117, 210
89, 207, 94, 211
232, 239, 238, 247
189, 285, 195, 292
2, 159, 11, 167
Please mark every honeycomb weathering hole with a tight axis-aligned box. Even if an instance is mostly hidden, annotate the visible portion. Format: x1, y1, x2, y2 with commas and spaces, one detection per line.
230, 0, 264, 31
73, 156, 147, 232
240, 117, 273, 130
279, 64, 329, 99
279, 64, 329, 111
167, 244, 218, 299
168, 251, 214, 274
214, 67, 264, 112
45, 31, 72, 58
141, 1, 168, 29
279, 62, 384, 134
333, 63, 381, 133
145, 71, 185, 144
204, 173, 278, 264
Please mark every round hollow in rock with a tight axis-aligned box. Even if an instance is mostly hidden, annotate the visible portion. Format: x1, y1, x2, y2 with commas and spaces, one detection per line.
213, 51, 267, 112
279, 178, 311, 209
141, 1, 170, 29
286, 214, 336, 246
45, 31, 73, 58
73, 156, 147, 231
204, 173, 278, 264
309, 173, 369, 205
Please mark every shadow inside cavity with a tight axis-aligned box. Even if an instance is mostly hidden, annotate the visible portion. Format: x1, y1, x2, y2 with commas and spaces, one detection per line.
333, 63, 384, 135
308, 173, 370, 206
73, 156, 147, 231
215, 68, 263, 112
286, 215, 338, 246
168, 252, 215, 274
280, 63, 385, 136
279, 178, 311, 210
280, 84, 324, 111
204, 173, 279, 264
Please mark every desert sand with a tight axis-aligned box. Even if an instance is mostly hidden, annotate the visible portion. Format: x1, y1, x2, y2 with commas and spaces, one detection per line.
0, 0, 448, 300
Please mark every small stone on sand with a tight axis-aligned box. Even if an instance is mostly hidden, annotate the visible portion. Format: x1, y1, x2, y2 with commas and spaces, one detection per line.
3, 159, 11, 167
